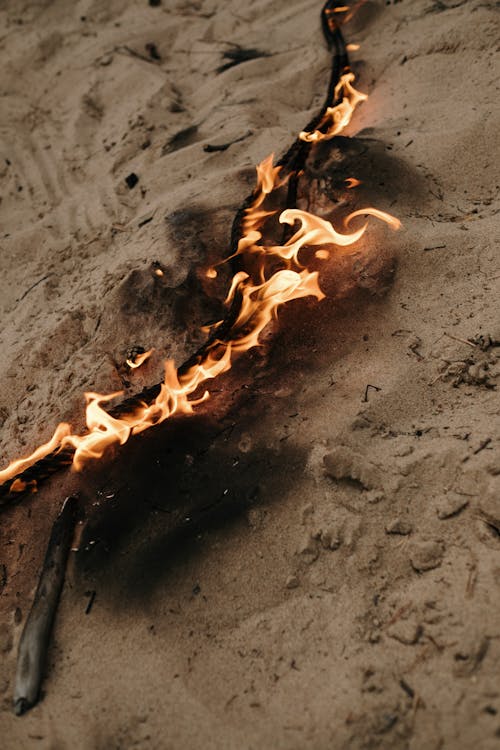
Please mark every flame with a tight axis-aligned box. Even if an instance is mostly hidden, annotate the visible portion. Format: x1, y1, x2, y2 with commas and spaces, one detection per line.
61, 356, 224, 470
0, 423, 71, 486
0, 47, 400, 495
345, 207, 401, 232
126, 348, 154, 369
238, 154, 282, 247
345, 177, 361, 188
225, 269, 325, 351
300, 72, 367, 143
347, 43, 360, 51
315, 249, 330, 260
234, 206, 399, 267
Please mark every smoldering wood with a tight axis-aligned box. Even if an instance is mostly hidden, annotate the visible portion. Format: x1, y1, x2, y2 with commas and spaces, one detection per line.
13, 495, 80, 716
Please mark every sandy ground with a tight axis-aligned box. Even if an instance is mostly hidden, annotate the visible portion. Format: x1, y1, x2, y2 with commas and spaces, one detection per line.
1, 0, 500, 747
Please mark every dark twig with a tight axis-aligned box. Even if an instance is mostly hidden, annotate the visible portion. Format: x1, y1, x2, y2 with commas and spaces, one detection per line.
17, 275, 53, 303
363, 384, 381, 402
13, 496, 80, 715
84, 590, 96, 615
473, 437, 492, 455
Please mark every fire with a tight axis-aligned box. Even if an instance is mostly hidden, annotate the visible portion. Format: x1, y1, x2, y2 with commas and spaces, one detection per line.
299, 72, 367, 143
62, 358, 219, 470
345, 177, 361, 188
0, 46, 400, 495
231, 204, 399, 268
225, 269, 324, 351
345, 208, 401, 231
0, 423, 71, 487
236, 153, 282, 256
126, 348, 154, 369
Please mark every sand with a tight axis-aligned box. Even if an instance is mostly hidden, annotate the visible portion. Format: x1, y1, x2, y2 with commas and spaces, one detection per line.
1, 0, 500, 747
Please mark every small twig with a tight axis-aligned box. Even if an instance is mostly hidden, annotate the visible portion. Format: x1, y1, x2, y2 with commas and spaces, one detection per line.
363, 384, 381, 403
13, 496, 80, 716
461, 438, 492, 464
444, 332, 475, 348
84, 590, 96, 615
17, 275, 53, 303
400, 678, 415, 700
473, 437, 492, 455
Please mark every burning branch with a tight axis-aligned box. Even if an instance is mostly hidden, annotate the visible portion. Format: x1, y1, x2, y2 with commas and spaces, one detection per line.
0, 1, 400, 508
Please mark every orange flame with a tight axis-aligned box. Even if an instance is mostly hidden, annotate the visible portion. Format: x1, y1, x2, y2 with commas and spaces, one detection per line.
61, 355, 229, 470
300, 72, 367, 143
126, 348, 154, 369
0, 423, 71, 487
345, 207, 401, 232
237, 153, 282, 254
235, 206, 399, 267
345, 177, 362, 189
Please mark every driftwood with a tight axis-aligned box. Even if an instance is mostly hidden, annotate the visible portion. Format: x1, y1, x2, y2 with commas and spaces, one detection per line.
13, 496, 80, 715
0, 0, 350, 510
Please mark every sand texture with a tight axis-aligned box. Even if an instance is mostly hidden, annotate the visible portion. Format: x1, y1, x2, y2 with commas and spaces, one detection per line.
1, 0, 500, 747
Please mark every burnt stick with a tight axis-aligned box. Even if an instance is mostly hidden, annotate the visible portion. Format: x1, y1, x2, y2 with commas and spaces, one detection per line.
0, 1, 352, 509
13, 496, 80, 715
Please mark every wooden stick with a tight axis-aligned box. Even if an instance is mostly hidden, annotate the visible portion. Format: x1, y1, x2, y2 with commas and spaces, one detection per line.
13, 495, 80, 715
